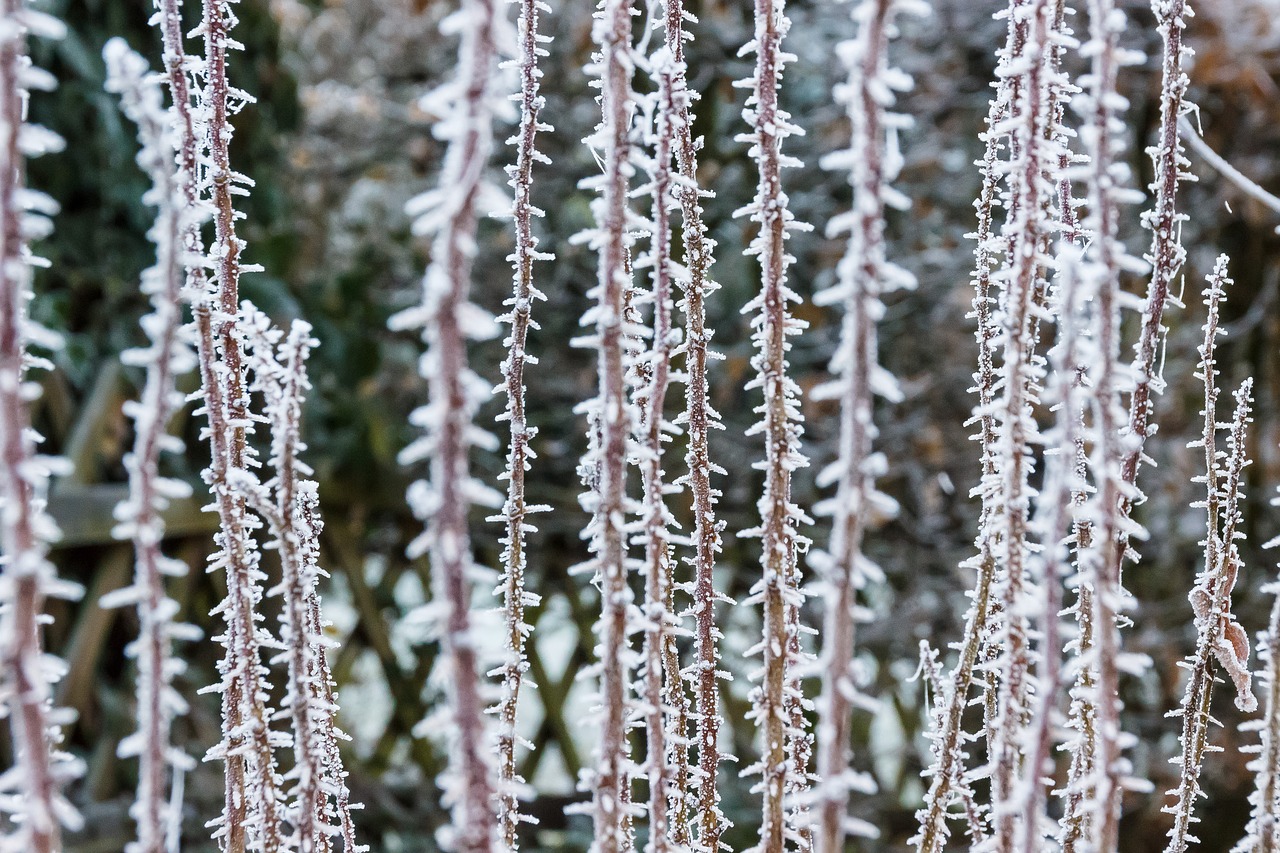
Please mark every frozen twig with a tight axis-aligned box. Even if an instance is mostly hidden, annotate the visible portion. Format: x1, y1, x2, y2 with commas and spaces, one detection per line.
1121, 0, 1194, 518
1236, 478, 1280, 853
914, 4, 1028, 845
1013, 246, 1084, 853
631, 40, 686, 853
1177, 115, 1280, 223
190, 0, 288, 847
1057, 0, 1146, 847
240, 312, 364, 853
982, 1, 1064, 846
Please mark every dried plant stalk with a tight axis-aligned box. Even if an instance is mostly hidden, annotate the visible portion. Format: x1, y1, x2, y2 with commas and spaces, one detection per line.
984, 2, 1060, 846
241, 314, 364, 853
736, 0, 815, 848
1123, 0, 1193, 504
490, 0, 552, 844
1238, 493, 1280, 853
914, 4, 1027, 844
1014, 246, 1083, 853
1055, 0, 1145, 845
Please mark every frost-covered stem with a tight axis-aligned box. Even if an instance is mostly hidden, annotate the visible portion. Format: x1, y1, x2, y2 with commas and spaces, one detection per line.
987, 2, 1055, 846
737, 0, 813, 848
581, 2, 638, 851
394, 0, 506, 847
1122, 0, 1192, 511
914, 7, 1025, 848
0, 0, 75, 849
491, 0, 550, 843
1240, 512, 1280, 853
197, 0, 284, 848
1165, 269, 1255, 853
635, 47, 683, 853
104, 40, 198, 853
1055, 3, 1145, 845
241, 319, 336, 853
1014, 248, 1080, 853
812, 1, 917, 849
295, 492, 362, 853
1045, 0, 1078, 243
661, 0, 729, 846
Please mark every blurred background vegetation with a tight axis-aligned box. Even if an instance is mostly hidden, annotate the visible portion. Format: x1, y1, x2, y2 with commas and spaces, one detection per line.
14, 0, 1280, 849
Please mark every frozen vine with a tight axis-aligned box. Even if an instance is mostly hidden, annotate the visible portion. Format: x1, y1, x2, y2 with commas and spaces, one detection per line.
388, 0, 513, 847
0, 0, 81, 850
735, 0, 815, 848
489, 0, 552, 843
810, 0, 920, 850
102, 40, 200, 853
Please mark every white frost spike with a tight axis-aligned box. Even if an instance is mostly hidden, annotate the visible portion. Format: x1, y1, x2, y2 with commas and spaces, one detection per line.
103, 38, 201, 853
487, 0, 552, 843
810, 1, 921, 851
391, 0, 512, 848
0, 0, 82, 850
735, 0, 816, 849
